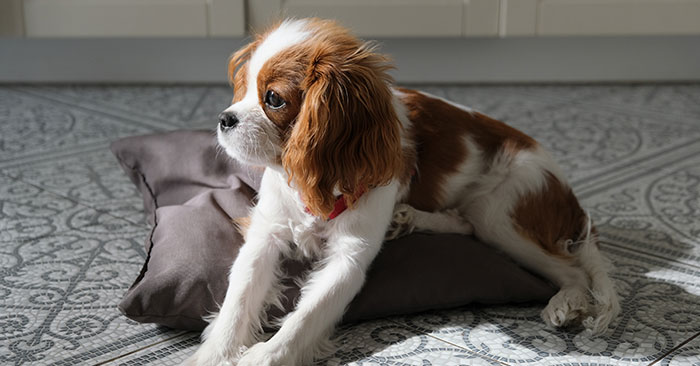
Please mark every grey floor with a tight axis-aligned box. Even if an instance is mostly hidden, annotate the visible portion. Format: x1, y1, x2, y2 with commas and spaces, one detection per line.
1, 84, 699, 365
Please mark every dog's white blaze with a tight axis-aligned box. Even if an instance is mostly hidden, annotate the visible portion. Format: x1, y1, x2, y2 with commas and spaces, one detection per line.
218, 19, 311, 167
245, 19, 311, 101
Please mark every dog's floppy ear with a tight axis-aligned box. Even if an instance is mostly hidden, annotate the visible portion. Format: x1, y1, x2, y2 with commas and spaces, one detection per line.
228, 39, 260, 102
282, 41, 404, 217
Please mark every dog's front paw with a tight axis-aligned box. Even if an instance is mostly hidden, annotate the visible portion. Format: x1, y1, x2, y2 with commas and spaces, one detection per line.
182, 352, 231, 366
182, 342, 243, 366
237, 342, 290, 366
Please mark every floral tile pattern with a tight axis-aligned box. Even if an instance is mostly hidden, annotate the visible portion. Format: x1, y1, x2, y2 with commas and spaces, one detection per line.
392, 245, 700, 366
114, 333, 200, 366
117, 321, 507, 366
0, 89, 159, 169
581, 159, 700, 267
3, 149, 147, 226
1, 84, 699, 365
658, 335, 700, 366
0, 173, 141, 243
16, 85, 209, 127
316, 320, 504, 366
0, 219, 182, 365
512, 84, 700, 118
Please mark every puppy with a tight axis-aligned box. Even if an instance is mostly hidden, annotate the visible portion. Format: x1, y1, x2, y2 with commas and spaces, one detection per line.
184, 18, 620, 366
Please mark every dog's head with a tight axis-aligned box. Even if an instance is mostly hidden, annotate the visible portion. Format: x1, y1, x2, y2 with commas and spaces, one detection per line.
217, 18, 404, 217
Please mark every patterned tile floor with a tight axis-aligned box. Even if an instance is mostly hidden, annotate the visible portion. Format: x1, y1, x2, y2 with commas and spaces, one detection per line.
1, 84, 699, 366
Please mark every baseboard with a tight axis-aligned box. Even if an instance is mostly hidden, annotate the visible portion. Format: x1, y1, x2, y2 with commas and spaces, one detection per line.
1, 36, 699, 83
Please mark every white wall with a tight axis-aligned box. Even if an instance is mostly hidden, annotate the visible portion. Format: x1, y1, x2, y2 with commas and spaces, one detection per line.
1, 36, 699, 83
1, 0, 700, 83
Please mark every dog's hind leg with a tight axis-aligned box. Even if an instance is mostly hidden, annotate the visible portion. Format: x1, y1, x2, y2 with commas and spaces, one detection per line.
533, 233, 619, 334
576, 234, 621, 334
475, 219, 595, 329
463, 167, 620, 333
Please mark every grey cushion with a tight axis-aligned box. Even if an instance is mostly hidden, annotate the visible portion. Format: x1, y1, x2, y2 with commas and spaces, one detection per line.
112, 130, 557, 331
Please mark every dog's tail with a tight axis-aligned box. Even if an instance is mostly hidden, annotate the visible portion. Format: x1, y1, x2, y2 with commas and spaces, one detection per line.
574, 213, 621, 334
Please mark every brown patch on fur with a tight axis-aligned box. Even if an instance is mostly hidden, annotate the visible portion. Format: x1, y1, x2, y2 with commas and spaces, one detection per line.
232, 216, 251, 237
228, 40, 260, 103
228, 20, 299, 103
512, 172, 588, 257
398, 88, 537, 211
226, 19, 404, 217
256, 47, 307, 133
281, 19, 404, 217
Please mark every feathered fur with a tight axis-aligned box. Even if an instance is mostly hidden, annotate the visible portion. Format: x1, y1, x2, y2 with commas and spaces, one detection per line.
183, 18, 620, 366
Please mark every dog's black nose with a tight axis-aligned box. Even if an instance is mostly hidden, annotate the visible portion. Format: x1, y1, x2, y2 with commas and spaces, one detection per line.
218, 112, 239, 130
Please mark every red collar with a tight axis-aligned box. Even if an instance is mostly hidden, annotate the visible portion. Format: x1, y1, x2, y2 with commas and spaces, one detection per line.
330, 195, 351, 220
302, 170, 414, 220
304, 190, 366, 220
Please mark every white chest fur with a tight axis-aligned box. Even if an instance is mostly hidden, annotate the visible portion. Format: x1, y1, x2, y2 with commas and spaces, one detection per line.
256, 168, 333, 260
288, 214, 328, 259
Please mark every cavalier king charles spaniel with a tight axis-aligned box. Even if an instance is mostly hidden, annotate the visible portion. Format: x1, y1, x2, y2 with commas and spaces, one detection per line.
184, 18, 620, 366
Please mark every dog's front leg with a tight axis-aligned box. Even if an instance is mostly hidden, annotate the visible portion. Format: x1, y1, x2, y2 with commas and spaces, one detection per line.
184, 212, 288, 366
238, 234, 382, 366
237, 184, 398, 366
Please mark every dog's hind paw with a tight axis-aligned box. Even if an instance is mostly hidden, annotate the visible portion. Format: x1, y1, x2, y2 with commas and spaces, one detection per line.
541, 287, 590, 328
582, 289, 620, 335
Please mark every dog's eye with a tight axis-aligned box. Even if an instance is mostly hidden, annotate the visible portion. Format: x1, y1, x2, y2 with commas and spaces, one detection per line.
264, 90, 286, 109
